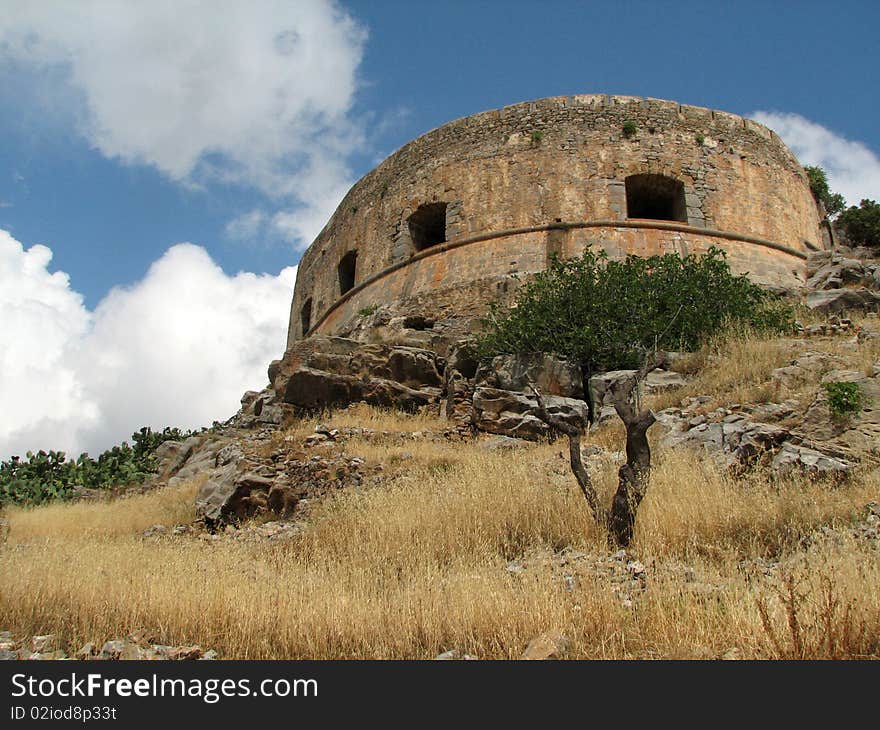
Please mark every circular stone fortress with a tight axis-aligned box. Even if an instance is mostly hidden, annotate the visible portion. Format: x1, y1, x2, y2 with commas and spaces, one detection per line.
287, 94, 825, 349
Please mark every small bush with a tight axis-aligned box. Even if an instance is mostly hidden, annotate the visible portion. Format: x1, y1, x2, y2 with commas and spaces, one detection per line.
530, 130, 544, 145
695, 132, 705, 146
822, 381, 865, 419
622, 120, 637, 138
358, 305, 378, 318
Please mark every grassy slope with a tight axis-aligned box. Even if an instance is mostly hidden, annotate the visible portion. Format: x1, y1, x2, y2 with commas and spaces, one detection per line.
1, 326, 878, 659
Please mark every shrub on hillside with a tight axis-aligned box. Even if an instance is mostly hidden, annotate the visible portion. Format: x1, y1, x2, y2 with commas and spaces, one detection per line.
475, 246, 795, 373
0, 426, 198, 506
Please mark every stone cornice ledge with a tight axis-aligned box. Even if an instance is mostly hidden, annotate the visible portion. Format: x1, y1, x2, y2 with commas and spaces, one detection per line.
307, 220, 809, 335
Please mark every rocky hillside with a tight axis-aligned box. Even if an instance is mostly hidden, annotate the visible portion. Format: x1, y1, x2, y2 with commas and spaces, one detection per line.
139, 247, 878, 530
1, 245, 878, 660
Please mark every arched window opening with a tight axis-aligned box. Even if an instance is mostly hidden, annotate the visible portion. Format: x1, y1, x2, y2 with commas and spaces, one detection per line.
300, 298, 312, 335
408, 202, 448, 251
338, 251, 358, 295
625, 174, 687, 223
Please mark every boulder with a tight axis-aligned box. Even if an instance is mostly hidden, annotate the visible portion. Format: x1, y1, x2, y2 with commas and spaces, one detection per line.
806, 288, 880, 314
154, 436, 201, 481
643, 369, 689, 393
590, 366, 688, 403
475, 353, 583, 398
195, 467, 281, 524
770, 351, 839, 389
472, 387, 588, 440
806, 257, 868, 290
659, 411, 791, 470
165, 437, 233, 487
801, 371, 880, 454
589, 369, 638, 408
771, 444, 852, 478
521, 631, 571, 660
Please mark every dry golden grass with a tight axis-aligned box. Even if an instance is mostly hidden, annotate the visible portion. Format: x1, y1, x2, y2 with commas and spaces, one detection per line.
651, 318, 880, 413
277, 402, 450, 443
650, 327, 795, 411
3, 476, 204, 543
2, 421, 878, 659
3, 322, 878, 659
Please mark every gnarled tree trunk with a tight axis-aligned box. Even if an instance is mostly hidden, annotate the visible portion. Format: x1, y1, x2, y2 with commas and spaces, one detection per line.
531, 352, 666, 547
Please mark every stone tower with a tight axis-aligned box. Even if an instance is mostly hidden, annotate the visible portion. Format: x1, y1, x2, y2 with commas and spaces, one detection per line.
287, 94, 823, 350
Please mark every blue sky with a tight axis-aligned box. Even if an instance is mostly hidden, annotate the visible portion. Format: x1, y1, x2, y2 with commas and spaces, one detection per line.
1, 0, 878, 457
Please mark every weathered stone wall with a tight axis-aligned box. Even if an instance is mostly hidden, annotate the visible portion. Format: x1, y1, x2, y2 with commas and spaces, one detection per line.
288, 94, 823, 348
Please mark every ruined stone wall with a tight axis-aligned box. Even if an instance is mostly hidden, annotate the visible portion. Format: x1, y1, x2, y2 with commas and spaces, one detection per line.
288, 94, 824, 348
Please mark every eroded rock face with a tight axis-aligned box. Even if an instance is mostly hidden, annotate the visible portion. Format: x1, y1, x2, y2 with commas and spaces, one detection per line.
475, 353, 584, 399
471, 354, 588, 439
806, 250, 880, 291
270, 335, 444, 413
806, 288, 880, 315
771, 444, 852, 477
472, 387, 589, 440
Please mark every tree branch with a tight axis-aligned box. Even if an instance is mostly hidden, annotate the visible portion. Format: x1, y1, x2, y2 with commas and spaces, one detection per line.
528, 384, 604, 524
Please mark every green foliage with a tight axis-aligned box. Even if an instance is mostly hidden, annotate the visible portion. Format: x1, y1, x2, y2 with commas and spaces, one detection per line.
822, 381, 865, 419
475, 247, 795, 372
695, 132, 705, 146
0, 426, 197, 507
358, 304, 378, 317
805, 166, 846, 218
530, 130, 544, 145
622, 120, 638, 138
837, 199, 880, 248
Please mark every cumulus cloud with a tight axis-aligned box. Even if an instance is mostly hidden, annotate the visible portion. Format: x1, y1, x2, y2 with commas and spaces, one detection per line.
0, 229, 296, 459
751, 111, 880, 206
0, 0, 367, 249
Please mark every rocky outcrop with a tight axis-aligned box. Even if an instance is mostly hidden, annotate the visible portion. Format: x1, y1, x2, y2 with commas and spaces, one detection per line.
268, 335, 444, 413
656, 397, 855, 478
471, 354, 588, 440
806, 249, 880, 292
441, 341, 479, 424
771, 444, 853, 477
804, 249, 880, 314
472, 387, 589, 440
801, 369, 880, 456
806, 288, 880, 315
475, 353, 584, 398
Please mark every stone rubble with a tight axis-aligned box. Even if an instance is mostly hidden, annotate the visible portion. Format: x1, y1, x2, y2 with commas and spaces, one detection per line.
0, 631, 218, 661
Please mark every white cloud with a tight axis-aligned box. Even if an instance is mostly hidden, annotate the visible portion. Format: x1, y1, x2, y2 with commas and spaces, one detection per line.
0, 0, 367, 249
225, 209, 267, 242
0, 229, 296, 459
751, 111, 880, 206
0, 231, 98, 457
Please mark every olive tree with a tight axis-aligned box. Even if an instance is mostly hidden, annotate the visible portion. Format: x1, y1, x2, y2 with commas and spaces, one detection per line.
476, 247, 793, 546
